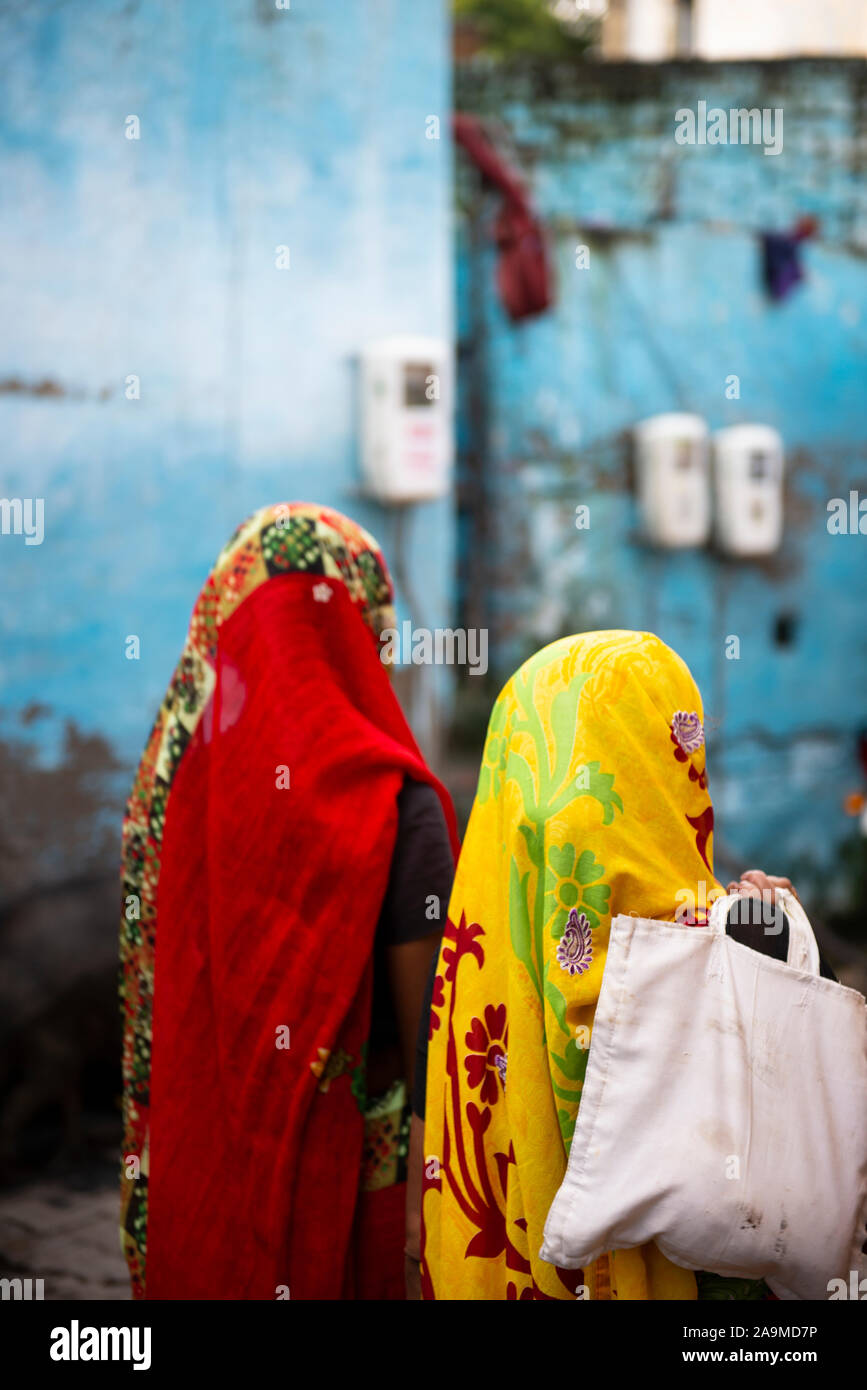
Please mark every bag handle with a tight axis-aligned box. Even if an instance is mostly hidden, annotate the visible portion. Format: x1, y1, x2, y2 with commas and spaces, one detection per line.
708, 887, 821, 976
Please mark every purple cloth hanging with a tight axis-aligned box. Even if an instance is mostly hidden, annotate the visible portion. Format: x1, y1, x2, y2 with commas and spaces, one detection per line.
761, 217, 818, 301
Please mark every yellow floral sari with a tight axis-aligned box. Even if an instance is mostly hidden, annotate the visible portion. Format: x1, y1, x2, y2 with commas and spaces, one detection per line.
422, 631, 723, 1299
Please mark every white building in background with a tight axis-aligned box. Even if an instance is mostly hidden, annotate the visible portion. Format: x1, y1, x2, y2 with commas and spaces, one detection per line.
596, 0, 867, 61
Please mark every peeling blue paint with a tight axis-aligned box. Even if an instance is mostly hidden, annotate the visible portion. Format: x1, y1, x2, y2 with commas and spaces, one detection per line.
0, 0, 454, 766
456, 59, 867, 884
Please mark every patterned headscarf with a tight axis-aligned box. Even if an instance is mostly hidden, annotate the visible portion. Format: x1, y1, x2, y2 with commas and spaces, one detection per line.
120, 503, 450, 1299
421, 630, 721, 1299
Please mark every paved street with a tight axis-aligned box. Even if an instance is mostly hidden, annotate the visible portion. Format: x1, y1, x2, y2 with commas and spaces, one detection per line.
0, 1164, 129, 1301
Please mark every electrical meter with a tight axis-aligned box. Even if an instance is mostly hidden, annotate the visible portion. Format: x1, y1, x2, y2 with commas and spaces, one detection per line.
359, 336, 452, 502
633, 413, 711, 548
712, 425, 784, 557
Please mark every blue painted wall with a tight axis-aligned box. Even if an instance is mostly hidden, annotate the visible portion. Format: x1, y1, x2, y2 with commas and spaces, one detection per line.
455, 59, 867, 896
0, 0, 453, 803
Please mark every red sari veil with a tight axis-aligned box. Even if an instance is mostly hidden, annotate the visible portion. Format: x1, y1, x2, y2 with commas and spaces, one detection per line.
119, 503, 456, 1299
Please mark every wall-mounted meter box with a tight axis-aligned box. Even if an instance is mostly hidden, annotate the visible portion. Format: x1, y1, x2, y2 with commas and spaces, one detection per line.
712, 425, 784, 557
359, 335, 452, 503
633, 413, 711, 548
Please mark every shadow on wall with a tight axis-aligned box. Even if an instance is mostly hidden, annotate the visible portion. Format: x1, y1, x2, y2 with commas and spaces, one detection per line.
0, 712, 123, 1182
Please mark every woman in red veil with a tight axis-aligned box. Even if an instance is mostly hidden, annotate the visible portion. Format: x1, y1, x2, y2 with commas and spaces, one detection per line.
119, 502, 457, 1300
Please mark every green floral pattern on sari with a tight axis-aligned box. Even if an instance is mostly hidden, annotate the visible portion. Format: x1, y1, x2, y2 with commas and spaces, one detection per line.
545, 845, 611, 934
474, 645, 625, 1142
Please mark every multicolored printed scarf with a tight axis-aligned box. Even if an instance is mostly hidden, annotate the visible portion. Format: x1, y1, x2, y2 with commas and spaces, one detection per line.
421, 631, 722, 1300
120, 502, 456, 1299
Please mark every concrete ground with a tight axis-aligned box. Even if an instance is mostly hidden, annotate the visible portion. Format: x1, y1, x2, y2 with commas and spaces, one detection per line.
0, 1147, 129, 1301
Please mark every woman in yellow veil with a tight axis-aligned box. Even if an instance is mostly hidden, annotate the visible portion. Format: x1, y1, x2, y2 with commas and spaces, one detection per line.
420, 630, 725, 1300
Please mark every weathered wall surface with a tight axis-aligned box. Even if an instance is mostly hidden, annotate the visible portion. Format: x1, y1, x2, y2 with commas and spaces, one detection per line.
455, 59, 867, 894
0, 0, 453, 899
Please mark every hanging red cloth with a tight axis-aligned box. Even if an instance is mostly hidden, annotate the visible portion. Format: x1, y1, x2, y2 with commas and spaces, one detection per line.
119, 503, 458, 1299
454, 112, 554, 321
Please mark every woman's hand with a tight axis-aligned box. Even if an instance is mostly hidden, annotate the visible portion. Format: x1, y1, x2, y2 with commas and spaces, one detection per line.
725, 868, 799, 904
404, 1252, 422, 1302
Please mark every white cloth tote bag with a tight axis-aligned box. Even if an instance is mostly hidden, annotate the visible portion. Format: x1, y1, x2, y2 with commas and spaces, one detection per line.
541, 889, 867, 1300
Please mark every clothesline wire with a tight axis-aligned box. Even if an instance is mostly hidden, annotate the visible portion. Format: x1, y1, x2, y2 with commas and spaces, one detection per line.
548, 214, 867, 260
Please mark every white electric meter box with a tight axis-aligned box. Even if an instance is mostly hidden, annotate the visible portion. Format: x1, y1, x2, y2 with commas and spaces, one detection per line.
633, 413, 711, 548
359, 336, 452, 503
712, 425, 784, 557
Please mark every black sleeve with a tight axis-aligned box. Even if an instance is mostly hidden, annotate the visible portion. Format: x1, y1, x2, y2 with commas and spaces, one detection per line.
725, 899, 837, 981
412, 948, 440, 1120
377, 779, 454, 947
